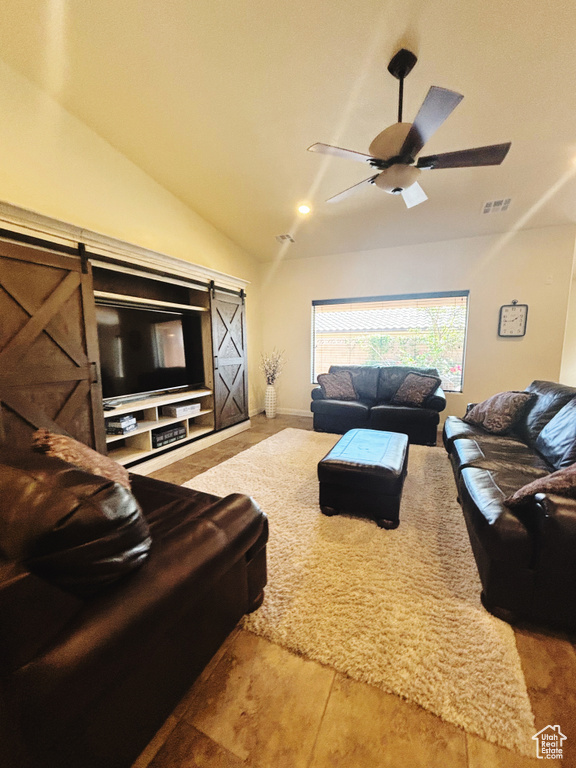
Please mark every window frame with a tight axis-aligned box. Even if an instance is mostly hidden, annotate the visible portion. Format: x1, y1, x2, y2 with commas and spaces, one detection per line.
311, 290, 469, 393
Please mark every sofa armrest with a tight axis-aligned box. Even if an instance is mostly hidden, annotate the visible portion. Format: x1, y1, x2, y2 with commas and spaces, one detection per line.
311, 387, 325, 401
424, 385, 447, 413
514, 492, 576, 569
528, 494, 576, 625
532, 493, 576, 538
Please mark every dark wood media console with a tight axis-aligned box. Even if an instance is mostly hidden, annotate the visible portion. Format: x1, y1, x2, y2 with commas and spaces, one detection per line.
0, 230, 250, 469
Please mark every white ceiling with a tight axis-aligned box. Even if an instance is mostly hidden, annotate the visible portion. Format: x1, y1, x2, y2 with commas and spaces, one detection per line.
1, 0, 576, 262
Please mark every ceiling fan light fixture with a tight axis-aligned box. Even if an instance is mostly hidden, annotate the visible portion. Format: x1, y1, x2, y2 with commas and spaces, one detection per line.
308, 49, 510, 208
368, 123, 412, 160
297, 204, 311, 215
375, 164, 421, 194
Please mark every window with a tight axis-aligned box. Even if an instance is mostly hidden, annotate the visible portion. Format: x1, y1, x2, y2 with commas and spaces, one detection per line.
312, 291, 468, 392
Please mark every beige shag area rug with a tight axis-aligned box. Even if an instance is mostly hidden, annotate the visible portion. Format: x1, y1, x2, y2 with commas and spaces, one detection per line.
185, 428, 535, 754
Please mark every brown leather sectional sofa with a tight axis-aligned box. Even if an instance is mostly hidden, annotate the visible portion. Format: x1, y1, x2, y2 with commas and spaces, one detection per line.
443, 380, 576, 629
0, 450, 268, 768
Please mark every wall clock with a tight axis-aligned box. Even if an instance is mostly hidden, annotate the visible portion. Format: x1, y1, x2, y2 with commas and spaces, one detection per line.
498, 301, 528, 337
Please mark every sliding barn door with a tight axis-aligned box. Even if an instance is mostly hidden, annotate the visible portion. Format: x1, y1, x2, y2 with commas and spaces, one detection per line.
0, 239, 106, 452
211, 289, 248, 430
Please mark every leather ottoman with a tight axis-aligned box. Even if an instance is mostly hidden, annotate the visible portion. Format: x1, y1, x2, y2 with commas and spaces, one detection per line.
317, 428, 409, 529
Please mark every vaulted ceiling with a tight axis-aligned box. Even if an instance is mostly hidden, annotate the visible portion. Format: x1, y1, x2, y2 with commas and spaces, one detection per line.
1, 0, 576, 261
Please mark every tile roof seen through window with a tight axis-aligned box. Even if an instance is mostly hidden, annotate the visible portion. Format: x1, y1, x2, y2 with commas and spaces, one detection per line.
315, 307, 466, 333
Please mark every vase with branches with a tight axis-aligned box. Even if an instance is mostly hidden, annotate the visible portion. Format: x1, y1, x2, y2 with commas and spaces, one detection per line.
260, 350, 284, 418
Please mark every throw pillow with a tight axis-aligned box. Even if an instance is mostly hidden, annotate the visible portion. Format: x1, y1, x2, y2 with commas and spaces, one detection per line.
0, 451, 151, 596
32, 429, 130, 489
534, 398, 576, 469
463, 391, 535, 435
505, 462, 576, 508
515, 380, 576, 445
391, 372, 441, 407
328, 365, 380, 401
317, 371, 357, 401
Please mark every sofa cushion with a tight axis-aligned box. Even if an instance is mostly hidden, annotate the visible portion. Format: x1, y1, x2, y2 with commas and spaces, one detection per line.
515, 380, 576, 446
443, 416, 488, 450
369, 403, 440, 430
376, 366, 440, 402
0, 559, 83, 675
317, 370, 357, 400
329, 365, 380, 401
535, 399, 576, 469
33, 429, 131, 490
0, 451, 151, 597
464, 391, 535, 435
505, 462, 576, 508
470, 432, 550, 471
311, 398, 370, 419
458, 467, 533, 565
391, 372, 441, 407
368, 404, 440, 445
450, 437, 549, 497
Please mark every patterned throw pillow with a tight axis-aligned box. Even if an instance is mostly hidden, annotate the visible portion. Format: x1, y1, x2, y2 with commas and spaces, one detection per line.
391, 372, 441, 407
32, 429, 131, 489
317, 371, 357, 401
463, 391, 535, 435
505, 462, 576, 508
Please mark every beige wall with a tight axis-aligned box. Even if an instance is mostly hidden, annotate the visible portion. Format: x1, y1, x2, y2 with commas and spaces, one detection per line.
0, 59, 263, 410
560, 267, 576, 386
261, 225, 576, 419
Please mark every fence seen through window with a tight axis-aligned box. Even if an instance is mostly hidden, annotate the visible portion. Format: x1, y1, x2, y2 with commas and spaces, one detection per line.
312, 292, 469, 392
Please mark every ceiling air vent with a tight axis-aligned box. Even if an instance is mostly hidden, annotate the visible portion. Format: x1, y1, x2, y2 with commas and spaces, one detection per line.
275, 234, 295, 244
482, 198, 511, 214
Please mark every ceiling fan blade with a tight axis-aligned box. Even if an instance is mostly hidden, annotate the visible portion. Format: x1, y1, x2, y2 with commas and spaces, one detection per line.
308, 143, 376, 165
326, 174, 379, 203
417, 142, 512, 169
401, 182, 428, 209
400, 86, 464, 159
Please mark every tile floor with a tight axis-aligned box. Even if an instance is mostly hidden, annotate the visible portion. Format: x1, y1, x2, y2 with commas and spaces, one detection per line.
131, 415, 576, 768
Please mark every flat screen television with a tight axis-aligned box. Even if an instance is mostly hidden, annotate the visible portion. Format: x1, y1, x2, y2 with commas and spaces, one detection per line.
95, 303, 205, 402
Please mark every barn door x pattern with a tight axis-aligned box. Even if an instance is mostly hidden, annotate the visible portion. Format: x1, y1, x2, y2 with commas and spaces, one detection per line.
212, 292, 247, 430
0, 243, 102, 448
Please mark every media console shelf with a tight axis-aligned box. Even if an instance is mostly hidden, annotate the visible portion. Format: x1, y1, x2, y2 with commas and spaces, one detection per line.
105, 389, 214, 466
93, 290, 208, 313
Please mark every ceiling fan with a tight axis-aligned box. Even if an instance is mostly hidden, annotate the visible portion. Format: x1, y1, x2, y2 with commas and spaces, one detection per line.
308, 49, 511, 208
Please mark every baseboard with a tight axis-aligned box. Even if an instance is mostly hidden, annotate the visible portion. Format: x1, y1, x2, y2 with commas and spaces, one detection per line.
249, 406, 312, 418
129, 420, 252, 475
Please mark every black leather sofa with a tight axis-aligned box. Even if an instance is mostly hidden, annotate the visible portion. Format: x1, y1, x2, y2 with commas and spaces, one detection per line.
443, 380, 576, 629
311, 365, 446, 445
0, 450, 268, 768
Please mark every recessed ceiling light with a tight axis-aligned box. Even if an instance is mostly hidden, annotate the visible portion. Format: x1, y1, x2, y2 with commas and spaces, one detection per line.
298, 204, 311, 215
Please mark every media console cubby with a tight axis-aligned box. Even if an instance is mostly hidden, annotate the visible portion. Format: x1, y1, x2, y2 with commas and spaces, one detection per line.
105, 389, 214, 465
93, 262, 220, 467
